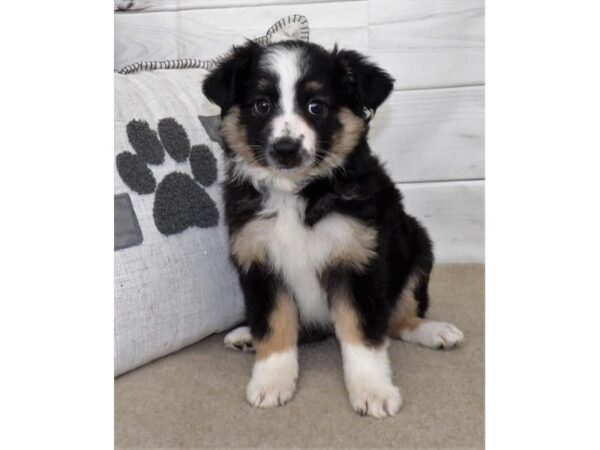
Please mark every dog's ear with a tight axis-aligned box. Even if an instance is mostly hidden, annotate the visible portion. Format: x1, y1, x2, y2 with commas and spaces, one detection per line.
332, 46, 394, 115
203, 41, 261, 114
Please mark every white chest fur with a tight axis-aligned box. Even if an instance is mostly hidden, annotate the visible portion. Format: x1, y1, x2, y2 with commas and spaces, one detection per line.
231, 188, 378, 327
261, 191, 331, 325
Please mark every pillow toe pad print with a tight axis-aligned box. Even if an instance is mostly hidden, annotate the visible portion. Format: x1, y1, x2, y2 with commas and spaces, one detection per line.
116, 118, 219, 236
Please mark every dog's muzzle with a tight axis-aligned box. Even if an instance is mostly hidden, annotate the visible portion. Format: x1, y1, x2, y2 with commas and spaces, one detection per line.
269, 138, 306, 169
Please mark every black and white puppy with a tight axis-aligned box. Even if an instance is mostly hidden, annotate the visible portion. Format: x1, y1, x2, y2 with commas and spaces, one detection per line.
203, 40, 463, 418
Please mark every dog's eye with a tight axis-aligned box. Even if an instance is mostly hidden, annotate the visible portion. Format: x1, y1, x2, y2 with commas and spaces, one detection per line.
254, 99, 271, 116
307, 101, 325, 117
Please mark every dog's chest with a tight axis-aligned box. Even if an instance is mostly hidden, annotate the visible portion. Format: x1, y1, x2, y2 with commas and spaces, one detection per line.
260, 191, 348, 325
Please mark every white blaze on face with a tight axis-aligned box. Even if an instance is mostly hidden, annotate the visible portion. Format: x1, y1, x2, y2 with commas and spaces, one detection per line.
261, 47, 317, 155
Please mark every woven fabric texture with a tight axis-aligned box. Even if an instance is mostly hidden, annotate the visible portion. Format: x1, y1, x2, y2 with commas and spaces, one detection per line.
114, 68, 246, 375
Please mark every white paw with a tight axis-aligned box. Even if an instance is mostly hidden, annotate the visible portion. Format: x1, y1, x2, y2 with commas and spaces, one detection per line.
401, 320, 464, 349
224, 326, 254, 352
340, 342, 402, 418
347, 381, 403, 418
246, 349, 298, 408
247, 376, 297, 408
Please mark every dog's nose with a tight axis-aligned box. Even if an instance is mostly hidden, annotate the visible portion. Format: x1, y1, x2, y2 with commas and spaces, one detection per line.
272, 138, 301, 157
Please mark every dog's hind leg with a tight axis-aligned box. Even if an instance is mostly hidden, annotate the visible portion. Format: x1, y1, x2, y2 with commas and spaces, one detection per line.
388, 215, 464, 349
389, 270, 464, 349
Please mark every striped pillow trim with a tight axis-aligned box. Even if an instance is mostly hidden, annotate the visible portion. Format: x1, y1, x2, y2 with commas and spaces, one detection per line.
116, 15, 309, 75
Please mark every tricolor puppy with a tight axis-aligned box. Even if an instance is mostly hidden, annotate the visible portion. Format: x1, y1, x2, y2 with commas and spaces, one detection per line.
203, 40, 463, 418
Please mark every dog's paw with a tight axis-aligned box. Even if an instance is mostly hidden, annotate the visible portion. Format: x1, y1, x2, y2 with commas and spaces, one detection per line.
247, 377, 297, 408
224, 326, 254, 352
347, 381, 403, 418
401, 320, 464, 349
246, 350, 298, 408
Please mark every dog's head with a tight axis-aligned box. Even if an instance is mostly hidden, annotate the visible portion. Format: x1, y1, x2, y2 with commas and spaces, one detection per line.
203, 41, 394, 184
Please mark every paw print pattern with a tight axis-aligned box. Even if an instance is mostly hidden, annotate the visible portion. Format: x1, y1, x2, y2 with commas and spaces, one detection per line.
116, 118, 219, 236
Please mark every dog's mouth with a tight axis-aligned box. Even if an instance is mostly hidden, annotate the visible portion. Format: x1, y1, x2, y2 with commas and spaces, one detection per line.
267, 151, 310, 171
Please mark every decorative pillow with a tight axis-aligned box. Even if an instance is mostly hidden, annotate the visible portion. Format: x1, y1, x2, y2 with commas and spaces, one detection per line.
114, 15, 309, 375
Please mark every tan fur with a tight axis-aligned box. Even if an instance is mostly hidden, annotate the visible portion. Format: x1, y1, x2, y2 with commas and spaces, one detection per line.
329, 218, 377, 271
388, 275, 422, 338
331, 282, 363, 344
230, 218, 271, 271
254, 289, 299, 360
221, 106, 256, 164
223, 106, 366, 187
231, 213, 377, 273
257, 78, 272, 91
319, 107, 366, 173
304, 80, 324, 92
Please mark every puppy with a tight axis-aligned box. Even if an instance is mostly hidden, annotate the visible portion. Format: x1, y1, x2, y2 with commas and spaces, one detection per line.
203, 40, 463, 418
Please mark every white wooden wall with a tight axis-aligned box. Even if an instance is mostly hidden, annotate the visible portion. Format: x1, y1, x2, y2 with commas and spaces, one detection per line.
115, 0, 484, 263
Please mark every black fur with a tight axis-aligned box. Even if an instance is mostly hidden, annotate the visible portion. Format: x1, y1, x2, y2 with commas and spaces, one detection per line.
203, 40, 263, 116
204, 41, 433, 346
332, 46, 395, 116
304, 139, 433, 344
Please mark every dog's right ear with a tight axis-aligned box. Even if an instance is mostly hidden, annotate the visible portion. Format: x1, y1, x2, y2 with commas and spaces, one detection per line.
332, 45, 394, 117
203, 41, 261, 114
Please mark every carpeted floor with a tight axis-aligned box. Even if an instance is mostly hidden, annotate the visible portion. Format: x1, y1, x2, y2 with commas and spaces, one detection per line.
115, 264, 484, 449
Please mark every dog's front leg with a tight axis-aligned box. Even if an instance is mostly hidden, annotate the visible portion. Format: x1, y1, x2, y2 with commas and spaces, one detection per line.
331, 280, 403, 418
239, 266, 299, 408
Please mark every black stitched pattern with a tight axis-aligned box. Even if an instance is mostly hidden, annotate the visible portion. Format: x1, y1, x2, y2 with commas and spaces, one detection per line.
116, 117, 220, 236
190, 145, 218, 187
157, 118, 190, 162
116, 152, 156, 194
126, 119, 164, 165
153, 172, 218, 235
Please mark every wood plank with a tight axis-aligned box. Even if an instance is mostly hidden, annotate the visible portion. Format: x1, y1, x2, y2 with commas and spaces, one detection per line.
115, 1, 368, 70
369, 85, 484, 183
399, 180, 484, 263
368, 0, 484, 89
116, 0, 354, 13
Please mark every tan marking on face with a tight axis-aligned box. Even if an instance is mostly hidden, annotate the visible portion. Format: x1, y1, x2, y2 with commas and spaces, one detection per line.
314, 107, 366, 176
388, 275, 422, 337
257, 78, 272, 91
328, 218, 377, 271
254, 289, 299, 360
223, 106, 316, 184
221, 106, 256, 164
331, 282, 363, 345
304, 80, 324, 92
230, 217, 273, 271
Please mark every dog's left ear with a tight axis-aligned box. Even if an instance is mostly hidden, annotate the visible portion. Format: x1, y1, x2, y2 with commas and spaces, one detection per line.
203, 40, 261, 114
333, 47, 394, 116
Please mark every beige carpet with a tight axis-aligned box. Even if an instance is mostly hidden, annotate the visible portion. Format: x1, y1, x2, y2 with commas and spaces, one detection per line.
115, 264, 484, 449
